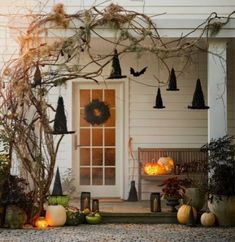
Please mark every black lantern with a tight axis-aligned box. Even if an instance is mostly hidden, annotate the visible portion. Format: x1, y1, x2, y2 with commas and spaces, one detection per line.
80, 192, 91, 211
107, 49, 126, 79
153, 88, 165, 109
52, 96, 75, 134
92, 199, 99, 212
188, 79, 209, 109
150, 192, 161, 212
166, 68, 179, 91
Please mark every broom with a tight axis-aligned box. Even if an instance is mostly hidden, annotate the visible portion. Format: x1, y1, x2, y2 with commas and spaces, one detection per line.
127, 137, 138, 201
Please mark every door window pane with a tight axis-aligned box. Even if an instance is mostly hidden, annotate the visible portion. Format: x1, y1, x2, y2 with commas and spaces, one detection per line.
92, 148, 103, 166
104, 89, 115, 107
80, 129, 90, 146
92, 168, 103, 185
80, 109, 89, 127
105, 168, 115, 185
104, 109, 115, 127
80, 168, 90, 185
105, 148, 115, 166
80, 90, 90, 107
92, 90, 102, 100
80, 148, 90, 166
92, 129, 102, 146
105, 128, 115, 146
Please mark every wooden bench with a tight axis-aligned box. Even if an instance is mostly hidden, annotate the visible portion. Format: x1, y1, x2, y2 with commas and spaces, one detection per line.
138, 148, 208, 200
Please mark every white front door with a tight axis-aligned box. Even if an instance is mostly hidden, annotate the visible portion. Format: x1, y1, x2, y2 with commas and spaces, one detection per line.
73, 82, 123, 198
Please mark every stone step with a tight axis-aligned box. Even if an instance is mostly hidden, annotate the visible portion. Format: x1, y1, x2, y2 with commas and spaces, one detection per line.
100, 212, 178, 224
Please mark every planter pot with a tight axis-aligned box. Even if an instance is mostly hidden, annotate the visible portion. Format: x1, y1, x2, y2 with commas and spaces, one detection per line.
166, 198, 180, 212
48, 195, 69, 207
208, 195, 235, 227
183, 188, 205, 211
5, 205, 27, 229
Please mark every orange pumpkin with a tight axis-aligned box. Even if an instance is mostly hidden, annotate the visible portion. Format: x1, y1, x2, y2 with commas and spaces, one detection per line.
177, 204, 197, 225
144, 161, 165, 175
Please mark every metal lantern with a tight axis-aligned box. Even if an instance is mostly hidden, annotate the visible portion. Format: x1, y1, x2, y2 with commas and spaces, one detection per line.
150, 192, 161, 212
92, 199, 99, 212
80, 192, 91, 211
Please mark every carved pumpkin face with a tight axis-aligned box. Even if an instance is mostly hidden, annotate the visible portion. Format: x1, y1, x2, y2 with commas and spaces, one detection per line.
144, 161, 166, 175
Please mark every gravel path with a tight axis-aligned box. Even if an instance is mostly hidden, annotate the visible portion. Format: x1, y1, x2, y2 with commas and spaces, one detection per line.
0, 224, 235, 242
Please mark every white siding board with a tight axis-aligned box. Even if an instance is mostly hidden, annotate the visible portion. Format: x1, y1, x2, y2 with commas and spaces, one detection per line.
130, 127, 207, 136
130, 119, 207, 128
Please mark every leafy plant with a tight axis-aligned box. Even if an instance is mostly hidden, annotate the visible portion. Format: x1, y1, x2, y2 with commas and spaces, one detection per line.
159, 177, 186, 199
201, 135, 235, 198
61, 168, 76, 196
1, 175, 34, 218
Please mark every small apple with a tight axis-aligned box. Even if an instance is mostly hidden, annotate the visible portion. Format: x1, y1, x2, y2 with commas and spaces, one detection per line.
85, 212, 102, 224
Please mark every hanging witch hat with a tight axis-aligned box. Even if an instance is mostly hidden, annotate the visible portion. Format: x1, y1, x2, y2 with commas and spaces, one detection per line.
52, 167, 63, 196
52, 96, 75, 134
153, 88, 165, 109
188, 79, 209, 109
107, 49, 127, 79
166, 68, 179, 91
31, 64, 42, 88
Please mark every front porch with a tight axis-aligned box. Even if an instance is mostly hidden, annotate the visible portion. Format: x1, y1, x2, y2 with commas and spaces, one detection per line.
69, 198, 181, 224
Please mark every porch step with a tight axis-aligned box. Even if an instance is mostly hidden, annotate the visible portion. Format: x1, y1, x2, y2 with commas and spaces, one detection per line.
100, 212, 178, 224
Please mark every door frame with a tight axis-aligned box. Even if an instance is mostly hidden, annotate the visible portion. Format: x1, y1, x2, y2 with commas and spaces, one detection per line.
69, 79, 129, 199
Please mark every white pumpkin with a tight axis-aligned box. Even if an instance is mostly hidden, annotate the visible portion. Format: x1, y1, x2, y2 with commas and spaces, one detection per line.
200, 212, 216, 227
157, 157, 174, 173
45, 205, 66, 227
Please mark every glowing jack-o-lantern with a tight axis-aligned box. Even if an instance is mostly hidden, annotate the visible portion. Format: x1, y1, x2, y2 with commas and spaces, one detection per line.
35, 216, 48, 229
143, 157, 174, 175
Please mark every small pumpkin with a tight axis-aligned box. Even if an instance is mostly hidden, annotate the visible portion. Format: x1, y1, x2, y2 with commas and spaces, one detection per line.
200, 212, 216, 227
66, 206, 85, 226
177, 204, 197, 225
45, 205, 66, 227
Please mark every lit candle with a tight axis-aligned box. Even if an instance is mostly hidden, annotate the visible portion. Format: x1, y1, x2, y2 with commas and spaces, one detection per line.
83, 197, 89, 209
92, 199, 99, 212
153, 198, 157, 212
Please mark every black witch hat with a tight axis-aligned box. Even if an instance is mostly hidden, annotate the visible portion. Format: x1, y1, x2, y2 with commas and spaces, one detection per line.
166, 68, 179, 91
153, 88, 165, 109
107, 49, 127, 79
52, 167, 63, 196
32, 65, 42, 88
188, 79, 209, 109
53, 96, 75, 134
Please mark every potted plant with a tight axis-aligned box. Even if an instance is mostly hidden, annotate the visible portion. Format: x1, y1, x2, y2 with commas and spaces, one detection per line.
1, 175, 34, 228
201, 135, 235, 226
159, 177, 186, 212
182, 161, 208, 212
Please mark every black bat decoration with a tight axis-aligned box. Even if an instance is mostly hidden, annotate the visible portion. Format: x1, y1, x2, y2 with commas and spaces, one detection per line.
130, 66, 147, 77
